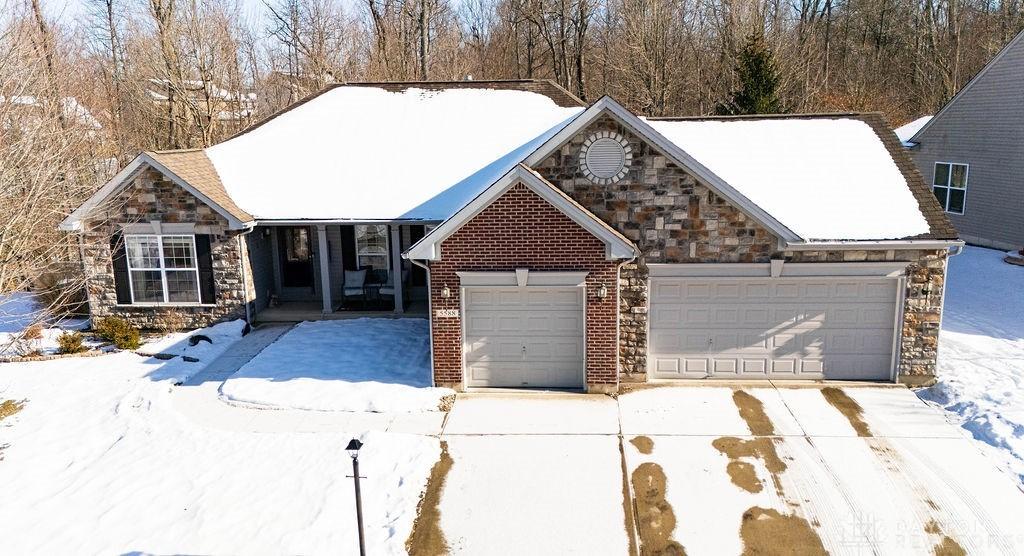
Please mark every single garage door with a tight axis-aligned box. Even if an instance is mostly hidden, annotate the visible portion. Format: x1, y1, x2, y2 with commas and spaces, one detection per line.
463, 286, 585, 388
649, 277, 899, 380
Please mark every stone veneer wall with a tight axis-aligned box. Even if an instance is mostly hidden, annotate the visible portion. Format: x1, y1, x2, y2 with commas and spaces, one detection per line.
535, 116, 777, 381
429, 183, 621, 392
79, 168, 249, 329
535, 116, 946, 382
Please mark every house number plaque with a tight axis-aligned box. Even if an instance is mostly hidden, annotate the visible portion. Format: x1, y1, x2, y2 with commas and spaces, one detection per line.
435, 309, 459, 318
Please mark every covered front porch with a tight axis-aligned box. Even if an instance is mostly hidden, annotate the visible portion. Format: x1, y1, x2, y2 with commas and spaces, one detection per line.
245, 221, 434, 322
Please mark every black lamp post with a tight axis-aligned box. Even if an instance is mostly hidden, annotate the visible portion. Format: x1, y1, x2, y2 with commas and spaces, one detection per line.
346, 438, 366, 556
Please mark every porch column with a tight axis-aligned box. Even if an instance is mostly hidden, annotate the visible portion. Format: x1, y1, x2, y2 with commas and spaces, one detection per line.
316, 224, 332, 314
390, 224, 404, 313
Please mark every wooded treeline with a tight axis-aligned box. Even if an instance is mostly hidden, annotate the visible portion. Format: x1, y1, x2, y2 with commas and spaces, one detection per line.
3, 0, 1022, 157
0, 0, 1019, 329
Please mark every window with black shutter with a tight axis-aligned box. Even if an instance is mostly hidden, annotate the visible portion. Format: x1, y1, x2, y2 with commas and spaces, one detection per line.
116, 232, 213, 304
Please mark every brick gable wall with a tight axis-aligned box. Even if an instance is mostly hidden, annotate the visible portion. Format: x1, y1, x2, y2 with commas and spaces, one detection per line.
429, 183, 622, 391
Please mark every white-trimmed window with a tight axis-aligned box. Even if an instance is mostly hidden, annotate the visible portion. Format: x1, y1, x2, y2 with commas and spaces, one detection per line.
932, 162, 968, 214
355, 224, 389, 271
125, 234, 202, 304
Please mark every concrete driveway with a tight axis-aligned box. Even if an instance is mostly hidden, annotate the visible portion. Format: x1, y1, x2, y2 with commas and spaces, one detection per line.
434, 385, 1024, 555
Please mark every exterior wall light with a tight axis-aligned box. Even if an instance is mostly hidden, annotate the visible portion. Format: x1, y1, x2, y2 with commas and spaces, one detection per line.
596, 283, 608, 299
440, 284, 452, 299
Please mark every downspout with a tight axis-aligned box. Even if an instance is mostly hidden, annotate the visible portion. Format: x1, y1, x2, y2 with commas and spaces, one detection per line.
932, 242, 964, 381
236, 228, 255, 326
406, 256, 436, 387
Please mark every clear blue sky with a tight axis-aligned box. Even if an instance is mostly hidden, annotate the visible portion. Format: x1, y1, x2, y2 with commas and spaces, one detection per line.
45, 0, 289, 27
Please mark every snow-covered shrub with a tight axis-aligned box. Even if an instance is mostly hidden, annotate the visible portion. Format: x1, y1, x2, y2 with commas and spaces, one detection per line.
22, 324, 42, 340
94, 317, 140, 350
56, 331, 86, 354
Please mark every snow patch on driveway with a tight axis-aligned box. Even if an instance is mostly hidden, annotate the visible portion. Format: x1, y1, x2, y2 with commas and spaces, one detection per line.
220, 318, 454, 412
438, 435, 631, 554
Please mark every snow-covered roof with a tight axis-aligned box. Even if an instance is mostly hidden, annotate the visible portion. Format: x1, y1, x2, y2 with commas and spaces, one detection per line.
894, 115, 932, 146
1, 95, 102, 129
646, 117, 932, 240
204, 86, 584, 221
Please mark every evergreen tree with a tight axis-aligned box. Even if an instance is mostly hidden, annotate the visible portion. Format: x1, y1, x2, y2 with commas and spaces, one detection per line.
716, 32, 786, 115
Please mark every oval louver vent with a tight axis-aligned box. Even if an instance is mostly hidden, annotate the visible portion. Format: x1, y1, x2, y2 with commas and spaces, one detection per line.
579, 132, 631, 184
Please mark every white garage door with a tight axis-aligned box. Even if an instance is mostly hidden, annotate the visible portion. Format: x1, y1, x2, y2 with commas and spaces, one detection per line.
463, 287, 585, 388
649, 277, 899, 381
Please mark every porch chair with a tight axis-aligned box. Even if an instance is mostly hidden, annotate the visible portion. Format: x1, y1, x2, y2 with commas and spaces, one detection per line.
342, 269, 368, 308
379, 269, 410, 306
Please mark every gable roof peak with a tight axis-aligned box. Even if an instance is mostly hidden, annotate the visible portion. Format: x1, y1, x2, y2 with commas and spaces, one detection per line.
910, 28, 1024, 143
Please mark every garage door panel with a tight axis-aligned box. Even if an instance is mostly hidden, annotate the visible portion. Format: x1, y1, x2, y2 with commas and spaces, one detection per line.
649, 276, 898, 381
651, 306, 682, 327
524, 338, 583, 361
745, 283, 770, 299
742, 359, 768, 375
464, 286, 584, 388
651, 356, 709, 378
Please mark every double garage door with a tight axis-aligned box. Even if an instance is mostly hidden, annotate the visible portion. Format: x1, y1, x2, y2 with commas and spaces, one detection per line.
649, 277, 899, 381
463, 287, 585, 388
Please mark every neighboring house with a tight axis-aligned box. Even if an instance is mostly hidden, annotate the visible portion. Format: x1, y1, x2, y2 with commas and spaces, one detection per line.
146, 78, 258, 127
905, 30, 1024, 250
61, 80, 960, 392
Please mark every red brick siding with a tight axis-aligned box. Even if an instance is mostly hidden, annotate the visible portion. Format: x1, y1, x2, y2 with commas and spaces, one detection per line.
429, 183, 622, 388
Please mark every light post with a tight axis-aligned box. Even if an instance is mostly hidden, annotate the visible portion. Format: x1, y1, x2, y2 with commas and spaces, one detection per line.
346, 438, 366, 556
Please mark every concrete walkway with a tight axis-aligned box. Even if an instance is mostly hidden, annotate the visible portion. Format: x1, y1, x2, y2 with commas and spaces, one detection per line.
182, 323, 293, 386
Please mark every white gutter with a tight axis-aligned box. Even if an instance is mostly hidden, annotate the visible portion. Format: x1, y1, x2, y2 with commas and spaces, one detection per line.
255, 219, 443, 226
785, 240, 964, 251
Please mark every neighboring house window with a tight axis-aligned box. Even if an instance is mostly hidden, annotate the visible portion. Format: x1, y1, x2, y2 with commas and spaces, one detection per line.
355, 225, 389, 272
932, 162, 968, 214
125, 235, 201, 303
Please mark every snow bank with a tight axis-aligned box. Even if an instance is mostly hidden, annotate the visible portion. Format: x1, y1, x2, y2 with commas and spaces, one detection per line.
0, 353, 437, 554
220, 319, 453, 412
138, 319, 247, 358
918, 246, 1024, 487
205, 87, 582, 220
134, 319, 248, 383
646, 117, 931, 240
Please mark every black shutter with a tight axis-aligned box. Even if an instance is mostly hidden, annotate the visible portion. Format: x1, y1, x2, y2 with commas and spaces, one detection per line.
340, 225, 356, 271
196, 235, 216, 304
110, 231, 132, 304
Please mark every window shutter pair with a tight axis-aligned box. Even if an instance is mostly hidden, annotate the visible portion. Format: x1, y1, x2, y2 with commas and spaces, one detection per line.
110, 233, 216, 305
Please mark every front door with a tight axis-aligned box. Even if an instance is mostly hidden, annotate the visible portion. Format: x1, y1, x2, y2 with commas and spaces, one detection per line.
278, 226, 314, 290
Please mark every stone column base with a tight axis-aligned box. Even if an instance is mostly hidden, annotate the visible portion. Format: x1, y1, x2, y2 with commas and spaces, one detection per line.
436, 381, 465, 392
586, 382, 619, 395
898, 374, 937, 387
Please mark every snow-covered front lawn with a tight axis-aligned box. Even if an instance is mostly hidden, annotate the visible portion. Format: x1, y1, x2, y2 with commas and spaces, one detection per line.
0, 322, 438, 554
918, 246, 1024, 487
220, 318, 454, 412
